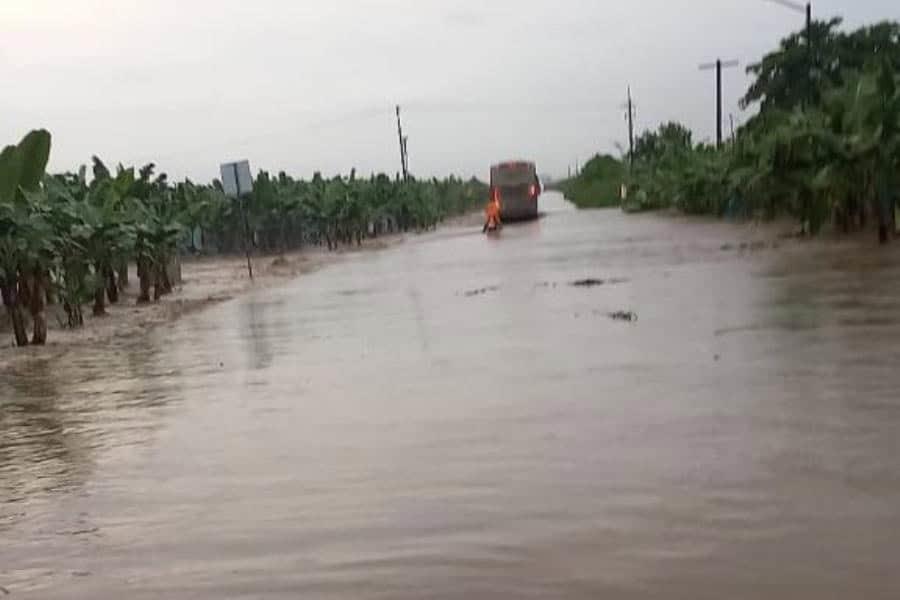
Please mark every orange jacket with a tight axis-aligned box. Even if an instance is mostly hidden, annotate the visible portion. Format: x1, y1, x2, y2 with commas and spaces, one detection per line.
485, 200, 501, 223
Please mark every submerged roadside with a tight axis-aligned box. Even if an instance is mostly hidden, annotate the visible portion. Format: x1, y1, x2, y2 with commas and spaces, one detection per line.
0, 237, 401, 375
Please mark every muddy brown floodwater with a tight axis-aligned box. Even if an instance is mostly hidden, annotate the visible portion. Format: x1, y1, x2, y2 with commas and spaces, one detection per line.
3, 192, 900, 599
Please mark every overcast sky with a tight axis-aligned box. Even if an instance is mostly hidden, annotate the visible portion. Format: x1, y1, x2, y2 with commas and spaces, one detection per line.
1, 1, 897, 182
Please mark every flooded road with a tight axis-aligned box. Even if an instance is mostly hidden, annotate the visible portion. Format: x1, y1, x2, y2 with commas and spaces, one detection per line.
3, 192, 900, 599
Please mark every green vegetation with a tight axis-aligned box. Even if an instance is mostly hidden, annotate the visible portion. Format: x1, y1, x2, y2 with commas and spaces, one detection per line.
569, 18, 900, 244
558, 154, 625, 208
1, 132, 487, 348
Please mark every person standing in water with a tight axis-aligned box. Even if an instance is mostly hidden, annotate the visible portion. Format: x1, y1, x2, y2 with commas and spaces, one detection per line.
483, 191, 502, 233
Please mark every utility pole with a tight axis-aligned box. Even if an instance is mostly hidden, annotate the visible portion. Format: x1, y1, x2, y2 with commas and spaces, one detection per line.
395, 105, 409, 181
730, 113, 736, 145
764, 1, 813, 105
699, 59, 739, 149
625, 86, 635, 168
402, 135, 409, 177
806, 3, 813, 106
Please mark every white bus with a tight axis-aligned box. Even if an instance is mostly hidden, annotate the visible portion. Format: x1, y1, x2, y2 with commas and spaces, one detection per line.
490, 161, 540, 221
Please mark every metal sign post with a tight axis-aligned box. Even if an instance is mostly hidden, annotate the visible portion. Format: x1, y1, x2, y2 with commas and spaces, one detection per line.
220, 160, 254, 280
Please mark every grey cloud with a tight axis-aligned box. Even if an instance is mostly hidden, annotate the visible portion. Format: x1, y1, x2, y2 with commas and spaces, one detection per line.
1, 0, 897, 181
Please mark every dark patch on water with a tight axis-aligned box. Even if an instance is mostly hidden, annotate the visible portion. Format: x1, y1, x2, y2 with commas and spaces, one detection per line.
572, 278, 605, 287
715, 324, 769, 337
57, 526, 99, 537
462, 286, 500, 298
571, 277, 629, 288
605, 310, 638, 322
838, 316, 900, 327
336, 288, 377, 297
722, 241, 778, 253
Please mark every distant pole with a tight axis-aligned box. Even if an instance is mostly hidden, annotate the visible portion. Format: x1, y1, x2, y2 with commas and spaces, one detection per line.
627, 86, 635, 168
730, 113, 736, 144
396, 105, 408, 181
568, 165, 572, 179
716, 61, 723, 148
806, 3, 813, 105
700, 59, 739, 149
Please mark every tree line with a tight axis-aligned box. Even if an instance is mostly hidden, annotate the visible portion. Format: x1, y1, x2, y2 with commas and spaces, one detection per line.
567, 18, 900, 243
1, 133, 487, 348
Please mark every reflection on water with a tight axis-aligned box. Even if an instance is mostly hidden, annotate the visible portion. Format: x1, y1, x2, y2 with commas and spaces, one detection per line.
2, 194, 900, 599
240, 297, 276, 371
0, 359, 84, 509
0, 339, 181, 532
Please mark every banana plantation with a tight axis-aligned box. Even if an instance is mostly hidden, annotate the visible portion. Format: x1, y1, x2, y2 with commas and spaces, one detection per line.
624, 19, 900, 242
0, 133, 486, 348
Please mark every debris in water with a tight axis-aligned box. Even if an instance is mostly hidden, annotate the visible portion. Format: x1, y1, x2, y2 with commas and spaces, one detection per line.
723, 241, 770, 253
571, 278, 629, 288
463, 286, 499, 298
572, 278, 605, 287
607, 310, 638, 322
58, 527, 99, 536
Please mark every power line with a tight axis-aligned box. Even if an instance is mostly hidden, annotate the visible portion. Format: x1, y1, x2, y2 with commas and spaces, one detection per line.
404, 100, 613, 114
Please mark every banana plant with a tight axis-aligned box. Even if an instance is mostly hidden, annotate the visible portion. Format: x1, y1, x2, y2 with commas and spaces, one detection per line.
43, 177, 93, 328
0, 129, 52, 347
130, 192, 183, 303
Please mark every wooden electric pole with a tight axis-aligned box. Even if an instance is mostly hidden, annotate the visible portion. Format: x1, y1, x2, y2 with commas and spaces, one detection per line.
402, 135, 409, 178
764, 0, 813, 105
626, 86, 635, 168
395, 105, 409, 181
699, 59, 739, 148
806, 3, 813, 105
